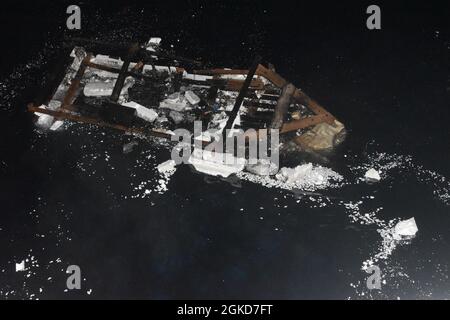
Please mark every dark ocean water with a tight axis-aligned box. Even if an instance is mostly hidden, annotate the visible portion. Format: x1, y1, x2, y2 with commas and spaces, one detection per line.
0, 1, 449, 299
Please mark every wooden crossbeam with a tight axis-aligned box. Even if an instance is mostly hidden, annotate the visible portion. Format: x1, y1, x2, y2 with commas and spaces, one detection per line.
222, 56, 262, 137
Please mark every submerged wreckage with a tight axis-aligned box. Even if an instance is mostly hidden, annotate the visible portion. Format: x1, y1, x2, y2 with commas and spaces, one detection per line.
28, 37, 345, 177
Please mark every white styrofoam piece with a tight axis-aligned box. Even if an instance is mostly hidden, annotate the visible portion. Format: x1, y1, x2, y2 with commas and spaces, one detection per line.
245, 159, 279, 176
159, 99, 187, 112
188, 149, 246, 178
84, 77, 134, 97
393, 217, 418, 240
157, 159, 176, 173
35, 112, 54, 129
91, 54, 123, 68
15, 260, 25, 272
184, 90, 201, 105
146, 37, 162, 52
183, 72, 213, 82
50, 120, 64, 131
365, 168, 381, 181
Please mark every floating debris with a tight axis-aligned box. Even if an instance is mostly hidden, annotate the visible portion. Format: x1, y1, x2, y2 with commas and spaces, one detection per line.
15, 261, 26, 272
188, 149, 246, 178
393, 217, 418, 240
26, 37, 345, 158
157, 159, 177, 173
238, 163, 343, 192
365, 168, 381, 182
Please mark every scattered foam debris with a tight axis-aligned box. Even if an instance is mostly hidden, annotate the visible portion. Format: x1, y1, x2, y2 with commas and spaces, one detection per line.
157, 159, 177, 173
238, 163, 343, 192
154, 164, 177, 194
1, 32, 448, 299
189, 149, 246, 178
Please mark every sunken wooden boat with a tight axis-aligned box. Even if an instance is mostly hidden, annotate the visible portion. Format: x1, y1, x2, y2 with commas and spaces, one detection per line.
27, 37, 345, 151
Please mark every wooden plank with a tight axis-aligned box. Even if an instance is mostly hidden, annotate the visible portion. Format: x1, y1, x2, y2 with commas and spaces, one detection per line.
61, 53, 93, 109
222, 56, 262, 136
225, 78, 264, 91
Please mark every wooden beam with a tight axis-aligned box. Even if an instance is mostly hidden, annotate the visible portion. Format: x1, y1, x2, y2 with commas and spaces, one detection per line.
280, 114, 329, 134
222, 56, 262, 136
27, 103, 172, 139
61, 53, 93, 109
193, 64, 337, 124
110, 43, 139, 102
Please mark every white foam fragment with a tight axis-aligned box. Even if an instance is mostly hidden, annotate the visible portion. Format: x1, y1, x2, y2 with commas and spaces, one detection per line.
83, 81, 115, 97
393, 217, 418, 240
169, 111, 184, 124
182, 72, 213, 82
184, 90, 200, 105
188, 149, 246, 178
49, 120, 64, 131
157, 159, 177, 173
365, 168, 381, 181
123, 101, 158, 122
36, 113, 54, 129
276, 163, 326, 185
245, 159, 279, 176
15, 260, 25, 272
237, 163, 342, 192
34, 104, 58, 129
146, 37, 162, 52
159, 99, 187, 112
